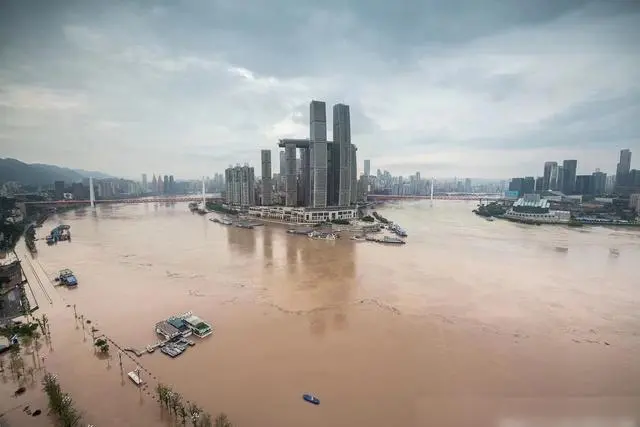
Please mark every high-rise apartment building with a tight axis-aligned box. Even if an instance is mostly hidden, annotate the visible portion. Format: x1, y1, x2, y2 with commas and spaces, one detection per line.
334, 103, 352, 206
364, 159, 370, 177
542, 161, 557, 191
141, 174, 147, 191
522, 176, 535, 195
261, 149, 272, 205
616, 149, 632, 187
556, 166, 564, 192
534, 177, 543, 193
327, 142, 340, 206
54, 181, 65, 200
279, 150, 285, 176
300, 147, 311, 206
591, 170, 607, 195
310, 100, 328, 208
350, 144, 358, 204
284, 144, 297, 206
225, 165, 255, 206
562, 160, 577, 194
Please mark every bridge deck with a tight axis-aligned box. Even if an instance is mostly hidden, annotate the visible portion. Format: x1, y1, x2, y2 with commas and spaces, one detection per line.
24, 196, 221, 205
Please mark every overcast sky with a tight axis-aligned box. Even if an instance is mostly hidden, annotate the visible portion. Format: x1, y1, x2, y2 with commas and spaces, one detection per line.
1, 0, 639, 180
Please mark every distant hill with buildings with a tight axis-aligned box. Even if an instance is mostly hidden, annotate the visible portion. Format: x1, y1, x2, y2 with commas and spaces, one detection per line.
0, 158, 113, 186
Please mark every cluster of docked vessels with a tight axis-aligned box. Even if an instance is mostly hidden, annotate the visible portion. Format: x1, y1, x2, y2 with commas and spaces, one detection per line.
209, 216, 261, 229
153, 311, 213, 358
46, 224, 71, 245
286, 228, 338, 240
382, 223, 408, 237
287, 225, 407, 245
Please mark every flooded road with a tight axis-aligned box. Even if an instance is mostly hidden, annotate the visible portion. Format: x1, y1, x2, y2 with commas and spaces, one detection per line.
4, 200, 640, 426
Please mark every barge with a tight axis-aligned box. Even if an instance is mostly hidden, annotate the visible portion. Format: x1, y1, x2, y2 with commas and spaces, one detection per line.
287, 227, 313, 235
308, 231, 337, 240
366, 235, 406, 245
210, 217, 233, 226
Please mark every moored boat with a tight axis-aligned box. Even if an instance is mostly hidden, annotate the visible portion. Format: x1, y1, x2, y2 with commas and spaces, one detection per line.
302, 394, 320, 405
56, 269, 78, 287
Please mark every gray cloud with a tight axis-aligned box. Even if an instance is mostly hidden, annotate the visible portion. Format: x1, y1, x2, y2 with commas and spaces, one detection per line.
0, 0, 639, 179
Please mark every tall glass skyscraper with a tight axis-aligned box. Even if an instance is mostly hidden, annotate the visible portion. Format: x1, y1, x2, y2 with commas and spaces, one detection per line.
310, 100, 328, 208
333, 103, 352, 206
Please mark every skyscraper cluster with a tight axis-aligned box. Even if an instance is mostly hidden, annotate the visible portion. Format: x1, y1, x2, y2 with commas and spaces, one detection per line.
510, 149, 639, 197
541, 160, 577, 194
149, 174, 175, 194
277, 100, 358, 208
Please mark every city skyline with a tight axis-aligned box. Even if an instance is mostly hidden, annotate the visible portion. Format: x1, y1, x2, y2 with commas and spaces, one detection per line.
1, 1, 639, 178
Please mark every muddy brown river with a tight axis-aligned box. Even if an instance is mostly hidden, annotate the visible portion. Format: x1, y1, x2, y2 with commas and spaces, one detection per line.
2, 200, 640, 426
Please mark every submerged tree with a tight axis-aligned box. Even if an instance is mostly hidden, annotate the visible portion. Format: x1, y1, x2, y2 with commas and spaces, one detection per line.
155, 383, 170, 408
178, 402, 188, 425
198, 412, 213, 427
43, 373, 64, 414
59, 394, 82, 427
170, 392, 182, 416
214, 413, 232, 427
42, 373, 83, 427
9, 346, 24, 378
93, 338, 109, 354
188, 402, 201, 427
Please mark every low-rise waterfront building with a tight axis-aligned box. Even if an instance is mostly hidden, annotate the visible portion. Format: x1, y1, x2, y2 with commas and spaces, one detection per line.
166, 317, 192, 337
0, 252, 33, 321
247, 205, 357, 224
182, 313, 213, 338
504, 194, 571, 224
155, 321, 182, 341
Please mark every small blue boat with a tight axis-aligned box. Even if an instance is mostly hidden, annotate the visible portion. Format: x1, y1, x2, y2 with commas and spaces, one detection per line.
302, 394, 320, 405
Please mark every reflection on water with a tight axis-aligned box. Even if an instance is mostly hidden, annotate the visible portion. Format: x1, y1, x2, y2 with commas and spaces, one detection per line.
19, 201, 640, 427
263, 226, 273, 261
226, 227, 256, 256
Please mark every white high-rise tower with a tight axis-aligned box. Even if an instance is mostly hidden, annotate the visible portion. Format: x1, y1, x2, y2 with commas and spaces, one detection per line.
201, 177, 206, 206
89, 177, 95, 208
430, 177, 435, 205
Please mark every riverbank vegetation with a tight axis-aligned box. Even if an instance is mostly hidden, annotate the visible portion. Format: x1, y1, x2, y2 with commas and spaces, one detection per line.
361, 215, 375, 222
0, 222, 24, 252
155, 383, 231, 426
25, 223, 37, 253
42, 372, 83, 426
205, 202, 238, 216
473, 202, 506, 217
331, 219, 350, 225
372, 211, 389, 224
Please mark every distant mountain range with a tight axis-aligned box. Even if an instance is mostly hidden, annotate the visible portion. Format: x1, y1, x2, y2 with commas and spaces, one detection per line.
0, 158, 114, 187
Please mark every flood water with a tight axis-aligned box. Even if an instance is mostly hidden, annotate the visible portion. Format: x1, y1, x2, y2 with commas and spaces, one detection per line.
3, 200, 640, 426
